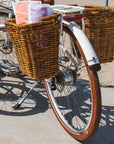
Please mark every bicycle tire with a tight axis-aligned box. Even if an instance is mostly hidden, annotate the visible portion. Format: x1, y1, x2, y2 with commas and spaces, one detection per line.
44, 24, 101, 141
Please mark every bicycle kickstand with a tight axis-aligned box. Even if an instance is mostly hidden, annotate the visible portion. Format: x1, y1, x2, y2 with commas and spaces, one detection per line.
13, 81, 38, 109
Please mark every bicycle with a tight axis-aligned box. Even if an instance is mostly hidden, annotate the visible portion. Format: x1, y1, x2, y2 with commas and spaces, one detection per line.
1, 3, 102, 141
0, 1, 21, 76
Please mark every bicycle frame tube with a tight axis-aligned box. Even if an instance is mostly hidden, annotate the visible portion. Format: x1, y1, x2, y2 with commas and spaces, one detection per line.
0, 24, 5, 30
63, 20, 101, 71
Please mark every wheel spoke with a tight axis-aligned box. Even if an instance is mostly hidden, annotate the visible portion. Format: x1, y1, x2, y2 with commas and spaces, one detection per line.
44, 24, 101, 140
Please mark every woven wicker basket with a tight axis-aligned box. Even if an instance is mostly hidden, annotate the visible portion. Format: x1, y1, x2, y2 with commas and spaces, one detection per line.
77, 5, 114, 63
5, 13, 60, 81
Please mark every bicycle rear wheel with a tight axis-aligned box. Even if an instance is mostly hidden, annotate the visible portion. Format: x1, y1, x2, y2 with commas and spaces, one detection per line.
44, 24, 101, 141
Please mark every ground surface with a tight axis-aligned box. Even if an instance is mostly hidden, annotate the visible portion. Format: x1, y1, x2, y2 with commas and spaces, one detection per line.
0, 0, 114, 144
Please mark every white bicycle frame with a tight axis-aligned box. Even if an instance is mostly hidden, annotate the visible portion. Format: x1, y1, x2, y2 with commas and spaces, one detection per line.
52, 5, 101, 71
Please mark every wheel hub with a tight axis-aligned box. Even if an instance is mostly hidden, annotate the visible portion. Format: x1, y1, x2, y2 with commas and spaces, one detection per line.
63, 69, 77, 85
55, 69, 77, 92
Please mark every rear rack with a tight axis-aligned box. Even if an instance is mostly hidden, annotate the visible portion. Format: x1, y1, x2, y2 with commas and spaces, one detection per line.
51, 5, 85, 32
51, 5, 85, 14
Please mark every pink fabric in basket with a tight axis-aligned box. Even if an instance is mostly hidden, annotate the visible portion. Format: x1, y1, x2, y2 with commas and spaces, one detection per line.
16, 1, 29, 25
16, 1, 54, 25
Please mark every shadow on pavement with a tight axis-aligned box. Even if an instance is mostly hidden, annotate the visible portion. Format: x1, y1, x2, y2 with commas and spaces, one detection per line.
0, 73, 114, 144
0, 74, 49, 116
80, 99, 114, 144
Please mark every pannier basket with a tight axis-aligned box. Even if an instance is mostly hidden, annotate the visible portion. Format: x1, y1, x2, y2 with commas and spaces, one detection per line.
5, 13, 60, 82
77, 5, 114, 63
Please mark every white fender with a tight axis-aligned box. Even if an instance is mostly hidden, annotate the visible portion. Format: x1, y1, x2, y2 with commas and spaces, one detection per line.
63, 20, 101, 71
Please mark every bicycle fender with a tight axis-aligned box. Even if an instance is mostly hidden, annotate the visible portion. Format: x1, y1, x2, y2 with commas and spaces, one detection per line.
63, 20, 101, 71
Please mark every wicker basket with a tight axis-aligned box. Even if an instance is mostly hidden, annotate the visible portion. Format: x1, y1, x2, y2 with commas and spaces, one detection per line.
5, 13, 60, 81
77, 5, 114, 63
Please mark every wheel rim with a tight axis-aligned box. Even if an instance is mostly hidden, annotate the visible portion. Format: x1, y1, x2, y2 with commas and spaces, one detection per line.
45, 29, 93, 134
0, 37, 19, 75
0, 39, 13, 54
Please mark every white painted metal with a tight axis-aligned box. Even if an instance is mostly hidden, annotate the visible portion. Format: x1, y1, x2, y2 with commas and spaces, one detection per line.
63, 20, 100, 66
51, 5, 85, 13
52, 5, 100, 66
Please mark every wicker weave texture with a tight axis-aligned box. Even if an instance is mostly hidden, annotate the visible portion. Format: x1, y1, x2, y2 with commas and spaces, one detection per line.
5, 13, 60, 81
82, 5, 114, 63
